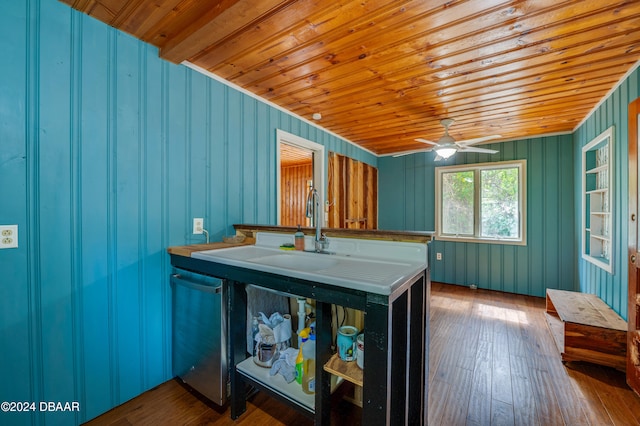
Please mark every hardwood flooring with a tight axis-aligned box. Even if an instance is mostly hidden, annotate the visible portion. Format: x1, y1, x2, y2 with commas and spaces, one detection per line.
84, 283, 640, 425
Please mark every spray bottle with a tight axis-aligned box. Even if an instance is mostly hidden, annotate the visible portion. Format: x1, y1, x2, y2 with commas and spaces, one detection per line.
296, 327, 310, 384
301, 329, 316, 394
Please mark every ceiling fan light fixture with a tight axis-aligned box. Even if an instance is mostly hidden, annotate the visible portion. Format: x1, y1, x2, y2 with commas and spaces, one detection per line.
434, 144, 457, 159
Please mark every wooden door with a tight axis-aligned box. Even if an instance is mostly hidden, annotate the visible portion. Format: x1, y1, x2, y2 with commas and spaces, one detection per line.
327, 152, 378, 229
280, 142, 313, 227
628, 98, 640, 396
280, 162, 312, 227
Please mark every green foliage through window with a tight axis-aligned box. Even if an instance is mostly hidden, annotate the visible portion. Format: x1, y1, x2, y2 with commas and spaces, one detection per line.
436, 161, 525, 244
481, 168, 519, 238
442, 171, 474, 235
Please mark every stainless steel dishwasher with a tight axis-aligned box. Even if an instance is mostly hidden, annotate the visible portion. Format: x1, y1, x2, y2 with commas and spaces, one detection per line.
171, 269, 227, 405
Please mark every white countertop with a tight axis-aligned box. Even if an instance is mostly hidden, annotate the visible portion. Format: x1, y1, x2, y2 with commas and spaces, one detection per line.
191, 232, 428, 295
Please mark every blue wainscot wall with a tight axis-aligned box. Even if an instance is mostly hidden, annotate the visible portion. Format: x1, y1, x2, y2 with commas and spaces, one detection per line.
0, 1, 375, 425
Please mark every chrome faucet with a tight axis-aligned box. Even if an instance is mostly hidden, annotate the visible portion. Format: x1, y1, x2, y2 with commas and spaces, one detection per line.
305, 187, 329, 253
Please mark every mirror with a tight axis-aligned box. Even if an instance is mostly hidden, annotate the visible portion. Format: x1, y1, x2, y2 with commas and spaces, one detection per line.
276, 130, 325, 227
280, 143, 313, 227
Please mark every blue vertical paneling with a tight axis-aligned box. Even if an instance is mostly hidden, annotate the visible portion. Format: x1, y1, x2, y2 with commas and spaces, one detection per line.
38, 3, 77, 425
413, 154, 427, 230
188, 71, 210, 226
527, 139, 544, 295
543, 137, 560, 291
167, 65, 189, 245
79, 9, 111, 417
403, 156, 416, 226
0, 6, 33, 426
209, 82, 228, 240
255, 102, 271, 225
0, 1, 379, 424
115, 30, 143, 403
379, 134, 576, 298
141, 42, 169, 388
575, 67, 638, 319
226, 89, 242, 227
378, 156, 406, 228
502, 245, 515, 293
242, 98, 257, 223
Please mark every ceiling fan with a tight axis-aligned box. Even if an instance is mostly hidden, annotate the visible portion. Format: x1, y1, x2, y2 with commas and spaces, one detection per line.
395, 118, 501, 160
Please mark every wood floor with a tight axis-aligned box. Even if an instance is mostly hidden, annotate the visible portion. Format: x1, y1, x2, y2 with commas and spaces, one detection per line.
84, 283, 640, 425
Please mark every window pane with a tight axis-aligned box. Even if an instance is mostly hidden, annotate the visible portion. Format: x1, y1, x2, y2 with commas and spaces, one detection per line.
480, 168, 519, 238
442, 171, 474, 235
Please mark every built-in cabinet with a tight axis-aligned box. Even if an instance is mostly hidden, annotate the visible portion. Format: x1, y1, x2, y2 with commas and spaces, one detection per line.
582, 126, 614, 273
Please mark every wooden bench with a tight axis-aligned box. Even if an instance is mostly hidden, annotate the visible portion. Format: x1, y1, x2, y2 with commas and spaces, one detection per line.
545, 289, 627, 371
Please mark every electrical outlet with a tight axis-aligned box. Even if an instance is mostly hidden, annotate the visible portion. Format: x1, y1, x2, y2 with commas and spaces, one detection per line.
0, 225, 18, 249
436, 252, 442, 261
193, 218, 204, 235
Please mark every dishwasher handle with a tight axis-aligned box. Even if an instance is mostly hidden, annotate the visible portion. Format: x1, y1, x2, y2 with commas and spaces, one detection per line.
171, 273, 222, 294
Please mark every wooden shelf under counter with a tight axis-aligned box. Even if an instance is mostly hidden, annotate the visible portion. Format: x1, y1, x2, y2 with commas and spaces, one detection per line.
323, 354, 363, 387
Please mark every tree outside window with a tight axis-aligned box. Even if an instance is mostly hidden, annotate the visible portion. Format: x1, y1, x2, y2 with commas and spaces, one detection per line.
436, 160, 526, 245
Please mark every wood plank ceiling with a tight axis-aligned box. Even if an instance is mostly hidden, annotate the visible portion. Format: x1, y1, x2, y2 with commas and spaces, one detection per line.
61, 0, 640, 156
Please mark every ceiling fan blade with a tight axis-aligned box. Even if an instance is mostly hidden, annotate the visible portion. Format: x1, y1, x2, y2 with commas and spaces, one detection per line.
415, 138, 438, 146
456, 134, 502, 146
458, 146, 499, 154
392, 148, 431, 157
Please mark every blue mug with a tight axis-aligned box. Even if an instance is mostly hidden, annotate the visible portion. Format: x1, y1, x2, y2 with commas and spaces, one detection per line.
337, 326, 358, 361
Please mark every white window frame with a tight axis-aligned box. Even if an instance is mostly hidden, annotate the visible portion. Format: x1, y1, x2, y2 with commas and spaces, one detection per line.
435, 160, 527, 245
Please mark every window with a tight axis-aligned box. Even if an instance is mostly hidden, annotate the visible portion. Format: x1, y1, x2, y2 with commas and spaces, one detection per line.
435, 160, 526, 245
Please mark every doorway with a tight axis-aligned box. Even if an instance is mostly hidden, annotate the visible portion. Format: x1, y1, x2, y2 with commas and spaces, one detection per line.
276, 130, 325, 227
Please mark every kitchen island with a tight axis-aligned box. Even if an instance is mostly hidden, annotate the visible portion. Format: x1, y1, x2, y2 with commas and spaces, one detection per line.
168, 227, 431, 425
